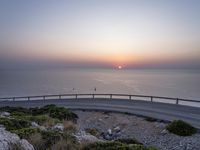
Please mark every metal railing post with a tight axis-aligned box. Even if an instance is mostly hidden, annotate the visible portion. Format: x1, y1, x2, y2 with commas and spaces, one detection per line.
27, 97, 30, 108
129, 95, 131, 100
176, 98, 179, 105
92, 94, 94, 99
110, 94, 112, 99
151, 96, 153, 102
75, 94, 77, 99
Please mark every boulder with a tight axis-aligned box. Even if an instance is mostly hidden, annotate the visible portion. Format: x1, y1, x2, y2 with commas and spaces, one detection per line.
0, 126, 34, 150
0, 112, 10, 117
107, 129, 112, 135
19, 139, 35, 150
31, 122, 39, 128
113, 126, 121, 132
74, 130, 100, 142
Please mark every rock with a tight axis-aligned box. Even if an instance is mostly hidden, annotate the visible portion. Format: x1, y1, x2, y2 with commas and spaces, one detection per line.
0, 126, 34, 150
113, 126, 120, 132
74, 130, 100, 142
98, 118, 103, 122
160, 129, 168, 135
52, 123, 64, 131
107, 129, 112, 135
31, 122, 46, 131
104, 115, 109, 119
19, 139, 35, 150
0, 112, 10, 117
31, 122, 39, 128
104, 134, 112, 140
154, 122, 166, 129
38, 126, 46, 131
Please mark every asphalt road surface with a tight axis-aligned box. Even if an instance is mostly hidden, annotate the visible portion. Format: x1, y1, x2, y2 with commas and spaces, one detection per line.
0, 98, 200, 128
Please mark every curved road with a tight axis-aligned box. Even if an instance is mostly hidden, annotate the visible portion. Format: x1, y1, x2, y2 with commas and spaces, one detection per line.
0, 98, 200, 128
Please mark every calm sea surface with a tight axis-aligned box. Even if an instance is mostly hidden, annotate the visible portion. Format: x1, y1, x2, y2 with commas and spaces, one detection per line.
0, 69, 200, 101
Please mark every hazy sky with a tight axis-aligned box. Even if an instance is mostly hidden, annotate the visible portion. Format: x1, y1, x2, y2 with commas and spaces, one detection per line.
0, 0, 200, 69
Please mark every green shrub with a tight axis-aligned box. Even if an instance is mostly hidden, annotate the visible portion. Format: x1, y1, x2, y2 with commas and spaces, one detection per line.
115, 138, 142, 145
0, 106, 30, 115
49, 106, 78, 121
0, 105, 78, 122
82, 141, 127, 150
12, 128, 38, 139
0, 117, 30, 131
82, 141, 157, 150
166, 120, 197, 136
25, 115, 50, 125
40, 130, 63, 148
30, 104, 78, 121
129, 145, 157, 150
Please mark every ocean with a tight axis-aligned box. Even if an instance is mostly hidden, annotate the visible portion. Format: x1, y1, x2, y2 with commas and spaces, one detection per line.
0, 69, 200, 101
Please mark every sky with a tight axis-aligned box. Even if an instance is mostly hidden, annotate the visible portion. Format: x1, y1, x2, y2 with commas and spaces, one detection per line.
0, 0, 200, 69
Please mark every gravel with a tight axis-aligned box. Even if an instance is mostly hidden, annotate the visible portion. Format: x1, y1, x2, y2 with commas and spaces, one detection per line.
73, 110, 200, 150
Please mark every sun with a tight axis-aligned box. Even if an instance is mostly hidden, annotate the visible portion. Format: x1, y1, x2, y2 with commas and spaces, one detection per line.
118, 66, 122, 69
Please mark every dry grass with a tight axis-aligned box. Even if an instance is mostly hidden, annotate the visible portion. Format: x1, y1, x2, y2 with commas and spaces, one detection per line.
9, 143, 24, 150
63, 121, 77, 132
51, 139, 79, 150
42, 117, 60, 128
27, 133, 46, 150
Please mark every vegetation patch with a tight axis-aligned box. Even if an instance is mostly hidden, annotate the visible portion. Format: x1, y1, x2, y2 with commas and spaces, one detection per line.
12, 128, 38, 139
82, 141, 157, 150
0, 106, 30, 116
115, 138, 142, 145
0, 104, 78, 122
166, 120, 197, 136
30, 104, 78, 121
40, 130, 63, 148
0, 117, 30, 131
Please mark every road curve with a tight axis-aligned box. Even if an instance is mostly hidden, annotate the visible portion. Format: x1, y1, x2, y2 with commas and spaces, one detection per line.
0, 98, 200, 128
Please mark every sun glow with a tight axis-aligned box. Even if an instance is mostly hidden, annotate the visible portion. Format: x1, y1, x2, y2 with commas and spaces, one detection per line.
118, 66, 122, 69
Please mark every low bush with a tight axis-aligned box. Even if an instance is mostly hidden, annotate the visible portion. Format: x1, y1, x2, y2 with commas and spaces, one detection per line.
51, 139, 79, 150
0, 106, 30, 116
30, 104, 78, 121
0, 105, 78, 122
166, 120, 197, 136
12, 128, 38, 139
49, 106, 78, 121
115, 138, 142, 145
40, 130, 63, 148
13, 115, 50, 125
82, 141, 157, 150
82, 141, 127, 150
0, 117, 30, 131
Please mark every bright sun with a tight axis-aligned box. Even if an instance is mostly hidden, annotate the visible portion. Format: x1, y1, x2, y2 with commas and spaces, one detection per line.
118, 66, 122, 69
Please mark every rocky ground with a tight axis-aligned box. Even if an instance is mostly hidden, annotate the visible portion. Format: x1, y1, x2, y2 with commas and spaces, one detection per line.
73, 110, 200, 150
0, 126, 34, 150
